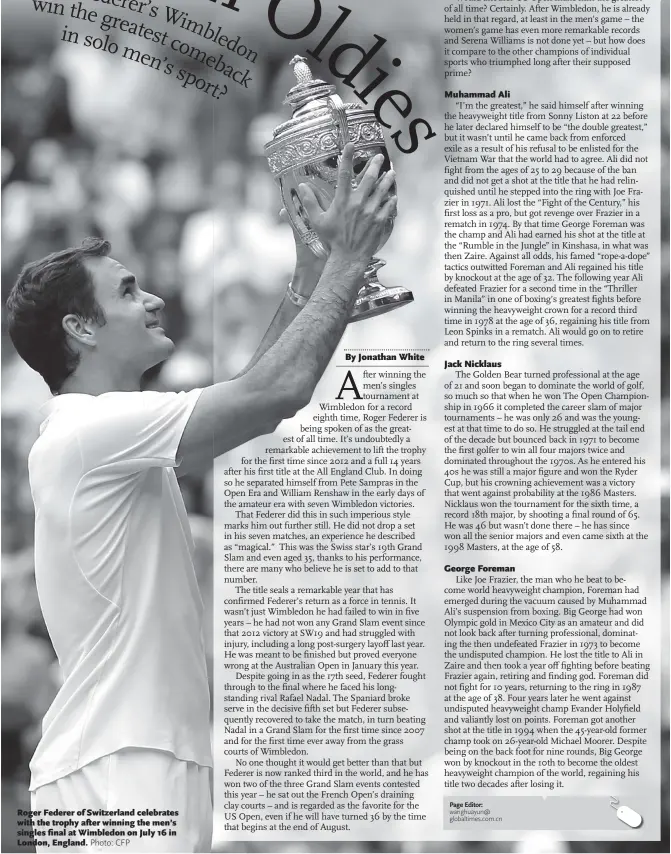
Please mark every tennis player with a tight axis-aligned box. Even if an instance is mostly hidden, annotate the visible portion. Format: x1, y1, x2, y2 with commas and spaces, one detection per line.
5, 145, 396, 852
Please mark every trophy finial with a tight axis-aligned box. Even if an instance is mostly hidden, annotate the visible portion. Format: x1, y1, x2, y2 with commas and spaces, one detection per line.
290, 56, 313, 85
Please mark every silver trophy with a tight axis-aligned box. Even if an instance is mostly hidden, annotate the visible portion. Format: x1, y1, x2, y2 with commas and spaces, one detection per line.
264, 56, 414, 321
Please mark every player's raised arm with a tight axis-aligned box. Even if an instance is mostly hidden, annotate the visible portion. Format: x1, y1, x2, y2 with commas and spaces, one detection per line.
177, 144, 397, 474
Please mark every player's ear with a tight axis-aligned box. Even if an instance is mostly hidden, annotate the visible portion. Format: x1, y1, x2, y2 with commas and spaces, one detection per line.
62, 315, 96, 349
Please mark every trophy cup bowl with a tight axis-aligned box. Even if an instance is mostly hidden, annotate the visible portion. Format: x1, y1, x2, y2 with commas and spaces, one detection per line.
264, 56, 414, 322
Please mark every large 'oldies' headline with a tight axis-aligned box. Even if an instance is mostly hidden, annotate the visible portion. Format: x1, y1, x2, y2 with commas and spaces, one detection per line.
209, 0, 437, 154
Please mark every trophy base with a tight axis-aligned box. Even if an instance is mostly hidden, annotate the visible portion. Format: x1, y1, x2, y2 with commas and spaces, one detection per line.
349, 258, 414, 322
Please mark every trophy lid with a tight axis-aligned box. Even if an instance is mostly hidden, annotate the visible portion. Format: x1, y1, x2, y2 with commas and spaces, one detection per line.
269, 55, 348, 143
264, 55, 385, 177
283, 56, 335, 110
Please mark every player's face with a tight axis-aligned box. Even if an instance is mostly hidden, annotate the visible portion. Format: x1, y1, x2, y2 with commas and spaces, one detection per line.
84, 256, 174, 373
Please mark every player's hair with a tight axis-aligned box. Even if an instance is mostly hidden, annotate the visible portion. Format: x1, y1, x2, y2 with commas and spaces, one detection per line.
6, 237, 111, 393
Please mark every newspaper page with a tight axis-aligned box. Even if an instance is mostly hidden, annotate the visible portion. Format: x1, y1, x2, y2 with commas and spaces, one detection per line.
1, 0, 668, 853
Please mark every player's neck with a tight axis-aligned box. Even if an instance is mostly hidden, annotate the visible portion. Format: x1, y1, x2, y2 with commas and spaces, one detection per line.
59, 361, 143, 396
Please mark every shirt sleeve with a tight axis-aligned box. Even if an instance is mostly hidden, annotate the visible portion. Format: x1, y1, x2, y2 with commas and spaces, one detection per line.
75, 389, 204, 474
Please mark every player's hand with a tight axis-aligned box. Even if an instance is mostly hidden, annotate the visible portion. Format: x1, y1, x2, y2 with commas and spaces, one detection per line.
281, 208, 326, 298
297, 143, 397, 265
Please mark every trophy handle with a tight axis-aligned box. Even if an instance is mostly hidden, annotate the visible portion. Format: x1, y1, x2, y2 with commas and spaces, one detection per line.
326, 94, 350, 152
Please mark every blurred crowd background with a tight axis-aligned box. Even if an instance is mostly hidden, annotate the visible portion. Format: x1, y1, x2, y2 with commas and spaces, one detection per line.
1, 0, 668, 852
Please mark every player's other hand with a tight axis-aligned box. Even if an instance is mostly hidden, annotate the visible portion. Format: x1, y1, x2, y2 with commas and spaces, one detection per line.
297, 143, 397, 266
281, 207, 326, 282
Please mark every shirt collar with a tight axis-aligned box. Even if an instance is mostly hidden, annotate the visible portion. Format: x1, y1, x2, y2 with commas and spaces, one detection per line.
39, 394, 95, 432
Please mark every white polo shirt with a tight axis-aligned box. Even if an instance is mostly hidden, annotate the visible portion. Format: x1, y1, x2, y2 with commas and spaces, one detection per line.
28, 390, 212, 791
